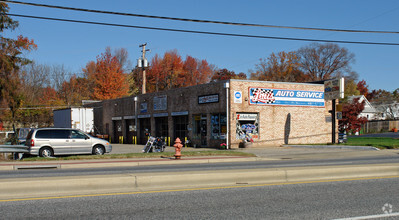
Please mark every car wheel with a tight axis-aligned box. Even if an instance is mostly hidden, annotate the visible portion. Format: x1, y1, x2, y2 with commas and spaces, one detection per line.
93, 145, 105, 155
40, 147, 54, 158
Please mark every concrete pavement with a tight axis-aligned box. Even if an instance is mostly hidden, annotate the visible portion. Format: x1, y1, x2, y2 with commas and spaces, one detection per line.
1, 163, 399, 200
1, 144, 399, 200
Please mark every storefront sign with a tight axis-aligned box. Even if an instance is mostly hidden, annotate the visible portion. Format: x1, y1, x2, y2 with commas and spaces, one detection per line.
172, 111, 188, 116
111, 116, 122, 120
234, 91, 242, 103
140, 103, 147, 113
236, 113, 257, 121
198, 94, 219, 104
124, 115, 136, 120
154, 95, 167, 111
153, 112, 168, 117
324, 78, 344, 100
249, 88, 324, 107
138, 114, 151, 118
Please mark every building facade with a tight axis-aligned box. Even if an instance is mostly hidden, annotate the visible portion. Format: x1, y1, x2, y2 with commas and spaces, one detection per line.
85, 79, 335, 148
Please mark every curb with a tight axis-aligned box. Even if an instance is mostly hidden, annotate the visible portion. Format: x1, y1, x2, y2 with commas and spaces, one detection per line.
0, 156, 271, 171
283, 145, 380, 151
1, 163, 399, 200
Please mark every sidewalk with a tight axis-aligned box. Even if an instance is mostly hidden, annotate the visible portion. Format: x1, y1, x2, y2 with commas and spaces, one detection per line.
1, 144, 398, 171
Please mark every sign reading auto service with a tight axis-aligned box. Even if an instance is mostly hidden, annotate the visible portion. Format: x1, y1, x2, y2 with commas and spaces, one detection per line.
249, 88, 324, 107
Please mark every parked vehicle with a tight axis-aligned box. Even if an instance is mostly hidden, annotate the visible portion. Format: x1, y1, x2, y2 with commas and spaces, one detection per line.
143, 136, 166, 153
17, 128, 31, 145
53, 108, 94, 133
25, 128, 112, 157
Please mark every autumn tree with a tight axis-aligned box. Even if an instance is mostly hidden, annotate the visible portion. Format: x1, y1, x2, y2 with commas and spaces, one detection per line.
211, 68, 237, 81
60, 75, 92, 106
235, 72, 247, 80
250, 51, 307, 82
20, 62, 51, 105
114, 48, 132, 72
146, 54, 164, 92
339, 97, 368, 134
297, 43, 355, 81
182, 56, 213, 86
0, 3, 37, 133
356, 80, 369, 96
85, 48, 129, 100
162, 50, 183, 90
343, 78, 360, 100
145, 51, 213, 93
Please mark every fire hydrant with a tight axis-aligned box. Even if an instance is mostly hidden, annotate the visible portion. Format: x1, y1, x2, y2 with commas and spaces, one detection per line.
173, 138, 183, 159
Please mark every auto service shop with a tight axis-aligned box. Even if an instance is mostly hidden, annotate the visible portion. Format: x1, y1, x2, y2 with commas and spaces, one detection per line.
85, 79, 334, 148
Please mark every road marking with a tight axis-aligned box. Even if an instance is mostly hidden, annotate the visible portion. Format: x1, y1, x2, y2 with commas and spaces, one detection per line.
1, 175, 399, 202
333, 212, 399, 220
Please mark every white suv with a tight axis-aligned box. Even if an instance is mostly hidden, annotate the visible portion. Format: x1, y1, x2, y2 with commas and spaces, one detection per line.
25, 128, 112, 157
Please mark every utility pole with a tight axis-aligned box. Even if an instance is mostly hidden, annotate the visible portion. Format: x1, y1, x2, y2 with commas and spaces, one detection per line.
138, 43, 149, 94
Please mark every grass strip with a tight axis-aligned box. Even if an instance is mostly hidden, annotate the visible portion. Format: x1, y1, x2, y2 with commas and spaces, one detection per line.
19, 150, 256, 161
345, 137, 399, 149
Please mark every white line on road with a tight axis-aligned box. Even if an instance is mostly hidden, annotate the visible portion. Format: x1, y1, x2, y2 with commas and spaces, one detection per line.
333, 212, 399, 220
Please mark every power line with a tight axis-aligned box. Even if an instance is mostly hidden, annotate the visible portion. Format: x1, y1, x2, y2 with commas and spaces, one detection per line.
3, 0, 399, 34
6, 13, 399, 46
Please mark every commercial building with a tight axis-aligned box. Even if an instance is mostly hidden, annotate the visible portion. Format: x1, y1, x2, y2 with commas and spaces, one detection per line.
85, 79, 335, 148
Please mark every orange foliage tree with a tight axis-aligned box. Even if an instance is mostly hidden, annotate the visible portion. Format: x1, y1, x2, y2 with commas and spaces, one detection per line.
84, 48, 129, 100
145, 50, 213, 93
250, 51, 307, 82
183, 56, 213, 86
211, 68, 245, 81
60, 75, 92, 106
0, 3, 37, 132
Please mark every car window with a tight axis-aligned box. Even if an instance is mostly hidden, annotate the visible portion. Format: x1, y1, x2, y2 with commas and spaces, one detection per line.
36, 130, 70, 139
53, 130, 71, 139
36, 130, 52, 138
71, 130, 87, 139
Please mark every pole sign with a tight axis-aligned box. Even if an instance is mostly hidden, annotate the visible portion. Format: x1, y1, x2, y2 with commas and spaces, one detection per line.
249, 88, 324, 107
324, 78, 344, 100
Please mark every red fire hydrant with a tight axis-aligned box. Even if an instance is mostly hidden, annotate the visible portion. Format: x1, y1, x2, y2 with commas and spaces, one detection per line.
173, 138, 183, 159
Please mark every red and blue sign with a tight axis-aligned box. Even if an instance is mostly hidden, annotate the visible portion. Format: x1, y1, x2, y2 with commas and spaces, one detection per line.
249, 88, 324, 107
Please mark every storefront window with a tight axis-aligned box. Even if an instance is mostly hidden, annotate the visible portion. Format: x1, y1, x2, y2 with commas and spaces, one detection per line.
211, 113, 226, 139
236, 113, 259, 140
193, 115, 201, 139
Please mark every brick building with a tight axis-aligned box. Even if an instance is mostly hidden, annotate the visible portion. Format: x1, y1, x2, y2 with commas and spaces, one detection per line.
85, 79, 335, 148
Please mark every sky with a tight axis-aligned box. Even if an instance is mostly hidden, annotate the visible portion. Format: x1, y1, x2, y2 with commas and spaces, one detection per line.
4, 0, 399, 92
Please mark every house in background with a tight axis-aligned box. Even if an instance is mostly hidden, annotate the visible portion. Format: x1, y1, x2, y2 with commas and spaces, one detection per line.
347, 95, 383, 120
373, 102, 399, 120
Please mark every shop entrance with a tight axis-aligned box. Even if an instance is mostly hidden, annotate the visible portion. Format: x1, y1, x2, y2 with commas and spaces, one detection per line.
173, 116, 188, 142
125, 119, 136, 144
139, 118, 151, 144
200, 117, 207, 146
155, 117, 168, 138
113, 120, 123, 143
236, 113, 259, 141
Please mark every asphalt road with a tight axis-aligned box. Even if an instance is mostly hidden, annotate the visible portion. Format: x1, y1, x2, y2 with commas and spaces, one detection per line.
349, 132, 399, 138
1, 154, 399, 179
1, 177, 399, 219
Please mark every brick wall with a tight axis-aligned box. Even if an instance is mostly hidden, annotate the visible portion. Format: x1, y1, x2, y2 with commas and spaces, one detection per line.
229, 80, 333, 147
85, 80, 335, 147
